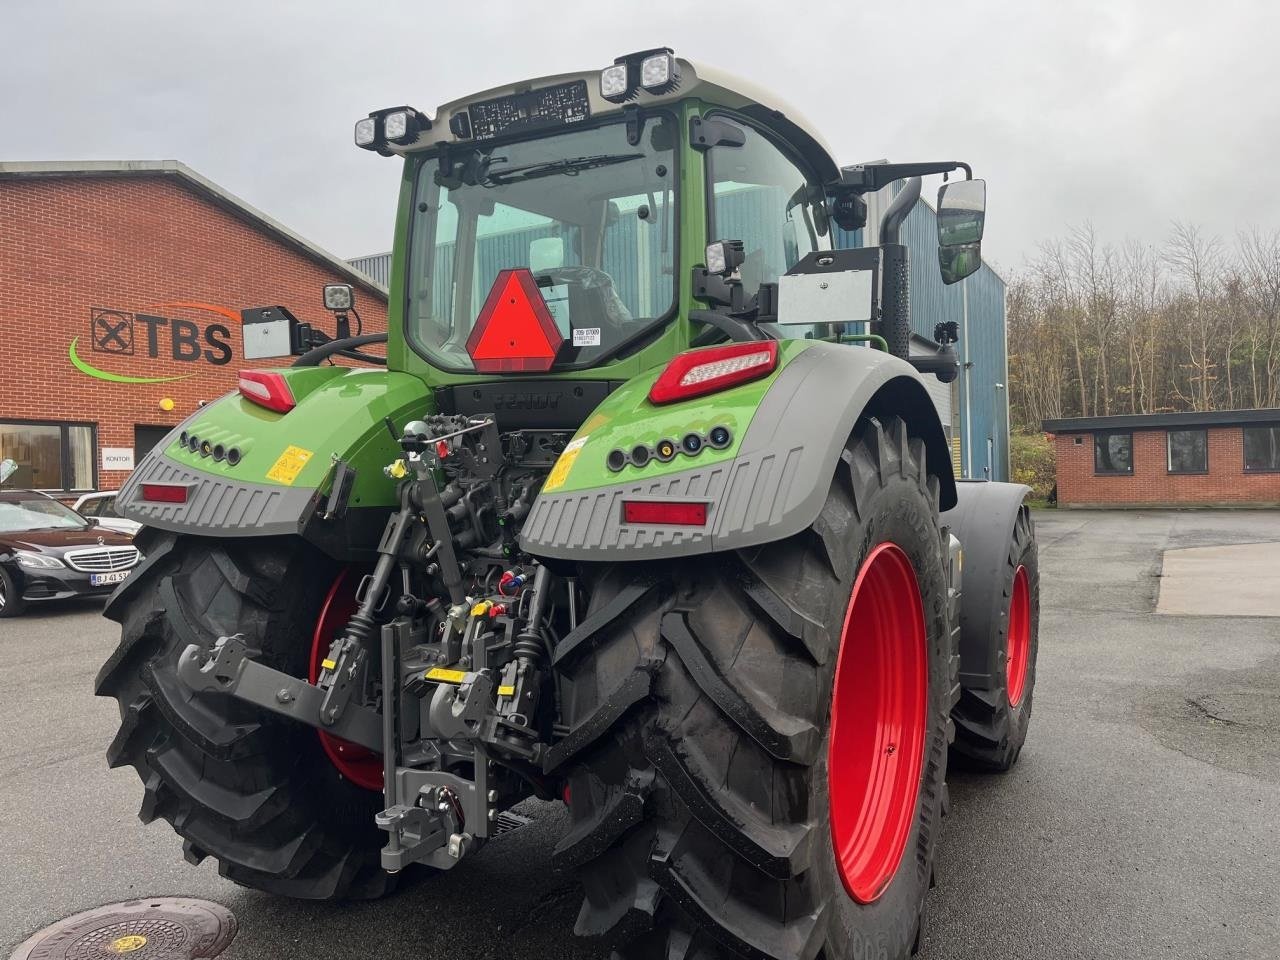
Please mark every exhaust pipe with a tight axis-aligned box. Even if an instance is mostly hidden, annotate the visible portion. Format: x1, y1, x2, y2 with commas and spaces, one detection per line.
877, 176, 922, 361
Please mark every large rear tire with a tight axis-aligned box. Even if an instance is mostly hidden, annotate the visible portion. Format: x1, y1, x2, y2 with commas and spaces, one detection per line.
96, 531, 394, 900
950, 508, 1039, 772
552, 417, 957, 959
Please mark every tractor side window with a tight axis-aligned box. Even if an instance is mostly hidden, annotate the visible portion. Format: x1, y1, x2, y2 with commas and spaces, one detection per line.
602, 188, 675, 320
408, 188, 460, 347
707, 119, 830, 302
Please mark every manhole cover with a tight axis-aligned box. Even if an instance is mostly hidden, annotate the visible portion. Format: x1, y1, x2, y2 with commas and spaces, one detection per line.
10, 898, 236, 960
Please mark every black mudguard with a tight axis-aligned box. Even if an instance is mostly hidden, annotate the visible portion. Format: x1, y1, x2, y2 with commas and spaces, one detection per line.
942, 479, 1033, 690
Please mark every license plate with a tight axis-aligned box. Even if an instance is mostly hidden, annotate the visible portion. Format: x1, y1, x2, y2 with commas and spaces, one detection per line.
91, 571, 131, 586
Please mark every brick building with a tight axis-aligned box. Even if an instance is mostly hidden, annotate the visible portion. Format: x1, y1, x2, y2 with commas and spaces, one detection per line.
1043, 409, 1280, 508
0, 161, 386, 495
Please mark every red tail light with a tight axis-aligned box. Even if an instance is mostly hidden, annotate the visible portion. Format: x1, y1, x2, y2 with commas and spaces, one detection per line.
621, 500, 709, 526
141, 483, 190, 504
238, 370, 296, 413
648, 341, 779, 405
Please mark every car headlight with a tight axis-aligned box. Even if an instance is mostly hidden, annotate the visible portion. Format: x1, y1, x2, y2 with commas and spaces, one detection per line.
14, 550, 65, 570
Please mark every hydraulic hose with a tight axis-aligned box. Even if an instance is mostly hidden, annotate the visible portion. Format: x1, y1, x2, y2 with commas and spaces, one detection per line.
291, 333, 388, 367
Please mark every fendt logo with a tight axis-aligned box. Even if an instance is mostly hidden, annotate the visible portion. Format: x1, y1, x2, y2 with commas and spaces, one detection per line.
71, 302, 237, 384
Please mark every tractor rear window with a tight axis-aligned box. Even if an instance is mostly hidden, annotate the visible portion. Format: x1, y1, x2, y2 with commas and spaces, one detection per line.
405, 117, 677, 372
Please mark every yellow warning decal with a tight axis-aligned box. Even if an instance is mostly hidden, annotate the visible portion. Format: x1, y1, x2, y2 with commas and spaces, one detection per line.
581, 411, 612, 433
321, 658, 336, 671
425, 667, 467, 684
497, 685, 516, 697
266, 444, 314, 485
108, 935, 149, 954
543, 435, 589, 492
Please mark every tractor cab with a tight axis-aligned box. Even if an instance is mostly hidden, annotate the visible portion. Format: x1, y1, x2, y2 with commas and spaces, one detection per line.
249, 50, 986, 402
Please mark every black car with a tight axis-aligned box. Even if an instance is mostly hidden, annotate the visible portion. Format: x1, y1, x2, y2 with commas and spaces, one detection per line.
0, 490, 140, 618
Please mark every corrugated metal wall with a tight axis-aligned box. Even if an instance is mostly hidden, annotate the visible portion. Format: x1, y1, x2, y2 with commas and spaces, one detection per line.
348, 252, 391, 287
348, 193, 1008, 480
835, 198, 1008, 481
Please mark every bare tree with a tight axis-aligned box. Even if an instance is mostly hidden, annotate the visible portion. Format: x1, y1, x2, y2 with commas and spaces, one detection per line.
1007, 220, 1280, 431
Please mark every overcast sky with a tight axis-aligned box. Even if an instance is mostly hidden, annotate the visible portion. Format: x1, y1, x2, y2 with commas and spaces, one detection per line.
7, 0, 1280, 274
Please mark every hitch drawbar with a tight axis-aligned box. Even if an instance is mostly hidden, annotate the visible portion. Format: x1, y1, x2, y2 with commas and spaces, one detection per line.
176, 628, 502, 872
176, 634, 382, 751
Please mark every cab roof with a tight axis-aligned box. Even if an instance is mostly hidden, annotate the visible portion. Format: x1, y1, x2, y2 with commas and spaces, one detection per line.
395, 54, 841, 183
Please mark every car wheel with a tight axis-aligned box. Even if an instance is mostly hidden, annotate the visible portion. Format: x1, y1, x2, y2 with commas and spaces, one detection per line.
0, 567, 27, 618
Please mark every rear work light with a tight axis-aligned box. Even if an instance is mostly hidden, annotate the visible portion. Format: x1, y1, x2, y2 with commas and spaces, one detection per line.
238, 370, 296, 413
621, 500, 708, 526
141, 483, 189, 504
648, 340, 779, 405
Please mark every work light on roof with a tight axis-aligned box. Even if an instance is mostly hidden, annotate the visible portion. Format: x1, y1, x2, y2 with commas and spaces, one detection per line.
601, 48, 679, 103
600, 64, 629, 100
354, 117, 377, 148
640, 52, 675, 90
353, 105, 430, 153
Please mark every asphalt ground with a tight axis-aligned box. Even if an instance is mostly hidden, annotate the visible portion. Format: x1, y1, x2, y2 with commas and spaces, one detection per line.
2, 509, 1278, 959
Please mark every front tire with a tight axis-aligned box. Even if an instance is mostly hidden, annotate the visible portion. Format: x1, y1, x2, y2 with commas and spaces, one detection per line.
0, 567, 27, 618
552, 417, 956, 959
96, 531, 394, 899
950, 508, 1040, 772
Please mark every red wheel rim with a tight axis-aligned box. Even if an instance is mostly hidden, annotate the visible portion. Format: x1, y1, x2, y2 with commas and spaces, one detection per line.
309, 569, 382, 791
828, 543, 928, 904
1006, 565, 1031, 707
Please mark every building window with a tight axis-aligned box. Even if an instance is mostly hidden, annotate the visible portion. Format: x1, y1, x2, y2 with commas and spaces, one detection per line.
1167, 429, 1208, 474
0, 420, 96, 492
1244, 425, 1280, 473
1094, 432, 1133, 474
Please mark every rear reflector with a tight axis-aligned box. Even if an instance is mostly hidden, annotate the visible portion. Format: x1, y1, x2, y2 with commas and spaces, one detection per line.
648, 340, 779, 405
238, 370, 296, 413
465, 268, 565, 373
141, 483, 189, 504
621, 500, 708, 526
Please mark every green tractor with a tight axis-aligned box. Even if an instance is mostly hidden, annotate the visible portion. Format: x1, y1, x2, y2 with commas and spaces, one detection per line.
98, 49, 1039, 959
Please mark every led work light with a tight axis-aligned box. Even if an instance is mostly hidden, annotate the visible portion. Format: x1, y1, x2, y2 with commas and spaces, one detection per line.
354, 117, 377, 148
600, 48, 679, 102
640, 52, 675, 90
705, 239, 745, 277
353, 106, 429, 151
599, 64, 629, 99
323, 284, 354, 312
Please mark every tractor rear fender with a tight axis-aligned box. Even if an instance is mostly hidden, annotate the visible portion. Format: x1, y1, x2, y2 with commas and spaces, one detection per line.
115, 367, 429, 561
941, 480, 1032, 690
521, 341, 957, 560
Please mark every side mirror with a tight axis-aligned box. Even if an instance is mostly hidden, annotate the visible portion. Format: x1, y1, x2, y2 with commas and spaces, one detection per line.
0, 458, 16, 485
936, 179, 985, 285
939, 244, 982, 285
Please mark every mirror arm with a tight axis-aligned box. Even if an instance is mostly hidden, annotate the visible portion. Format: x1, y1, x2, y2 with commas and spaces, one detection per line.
837, 160, 971, 193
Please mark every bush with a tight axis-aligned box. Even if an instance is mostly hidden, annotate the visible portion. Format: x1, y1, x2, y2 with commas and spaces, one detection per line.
1011, 432, 1056, 501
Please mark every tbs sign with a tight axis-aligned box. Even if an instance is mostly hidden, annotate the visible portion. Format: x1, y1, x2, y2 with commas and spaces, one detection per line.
90, 306, 232, 364
73, 302, 240, 384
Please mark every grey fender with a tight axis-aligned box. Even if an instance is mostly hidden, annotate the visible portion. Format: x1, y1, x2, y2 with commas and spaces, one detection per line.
521, 341, 957, 561
941, 480, 1032, 690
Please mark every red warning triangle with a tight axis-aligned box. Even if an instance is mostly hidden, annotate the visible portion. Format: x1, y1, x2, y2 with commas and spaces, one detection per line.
466, 269, 565, 373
